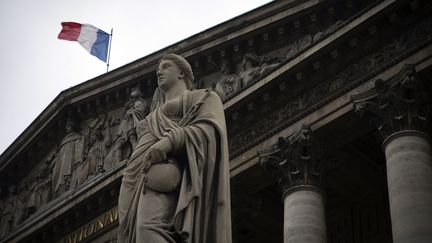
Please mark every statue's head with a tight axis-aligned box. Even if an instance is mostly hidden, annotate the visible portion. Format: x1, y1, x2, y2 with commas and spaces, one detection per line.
220, 59, 233, 75
241, 53, 261, 71
130, 86, 144, 99
89, 130, 101, 145
157, 54, 194, 92
65, 117, 77, 133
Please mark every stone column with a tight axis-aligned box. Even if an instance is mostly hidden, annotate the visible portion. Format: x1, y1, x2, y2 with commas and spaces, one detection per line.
259, 125, 327, 243
283, 186, 326, 243
352, 64, 432, 243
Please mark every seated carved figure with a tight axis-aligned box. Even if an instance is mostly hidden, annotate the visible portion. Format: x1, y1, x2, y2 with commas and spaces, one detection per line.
214, 60, 241, 100
117, 54, 232, 243
239, 53, 282, 87
239, 53, 261, 87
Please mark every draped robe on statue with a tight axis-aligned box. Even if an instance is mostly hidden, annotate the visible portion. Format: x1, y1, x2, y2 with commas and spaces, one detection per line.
118, 89, 231, 243
52, 132, 85, 194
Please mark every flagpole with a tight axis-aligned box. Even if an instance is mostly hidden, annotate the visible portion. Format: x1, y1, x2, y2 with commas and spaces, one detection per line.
106, 28, 113, 72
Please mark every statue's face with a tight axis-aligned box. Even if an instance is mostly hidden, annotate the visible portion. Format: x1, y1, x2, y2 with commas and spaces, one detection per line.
157, 59, 183, 92
220, 62, 230, 74
65, 122, 74, 133
89, 132, 97, 144
240, 58, 249, 71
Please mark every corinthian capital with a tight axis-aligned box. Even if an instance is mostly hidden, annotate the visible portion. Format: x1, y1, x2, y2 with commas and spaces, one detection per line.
258, 125, 324, 196
351, 64, 431, 138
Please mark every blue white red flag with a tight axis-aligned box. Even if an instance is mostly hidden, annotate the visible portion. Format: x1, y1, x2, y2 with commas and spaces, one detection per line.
58, 22, 110, 62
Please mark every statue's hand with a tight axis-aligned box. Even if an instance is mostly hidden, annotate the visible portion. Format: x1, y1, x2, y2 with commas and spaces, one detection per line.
144, 138, 173, 165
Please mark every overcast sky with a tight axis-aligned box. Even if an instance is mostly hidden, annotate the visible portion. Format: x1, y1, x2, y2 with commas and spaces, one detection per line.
0, 0, 272, 154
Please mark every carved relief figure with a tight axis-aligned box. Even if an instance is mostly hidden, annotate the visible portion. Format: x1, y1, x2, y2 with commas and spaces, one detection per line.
286, 34, 312, 59
118, 54, 232, 243
52, 118, 86, 197
27, 162, 52, 216
73, 116, 111, 186
239, 53, 262, 87
239, 53, 282, 87
0, 187, 15, 238
0, 185, 27, 236
214, 59, 241, 100
12, 188, 27, 228
259, 55, 285, 76
112, 87, 148, 164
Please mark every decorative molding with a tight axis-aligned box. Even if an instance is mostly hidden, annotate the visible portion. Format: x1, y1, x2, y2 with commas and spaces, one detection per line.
258, 125, 325, 198
351, 64, 432, 139
229, 16, 432, 158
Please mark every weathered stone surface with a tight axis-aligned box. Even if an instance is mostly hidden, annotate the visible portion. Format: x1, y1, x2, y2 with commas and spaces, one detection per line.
352, 64, 432, 138
351, 61, 432, 243
259, 125, 327, 243
1, 0, 431, 242
383, 131, 432, 243
284, 188, 326, 243
229, 16, 432, 157
117, 54, 231, 243
259, 125, 324, 193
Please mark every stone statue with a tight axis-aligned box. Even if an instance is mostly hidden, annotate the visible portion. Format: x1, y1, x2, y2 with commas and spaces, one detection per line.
0, 185, 27, 234
239, 53, 282, 87
286, 34, 312, 59
27, 162, 52, 216
239, 53, 261, 87
214, 59, 241, 100
0, 187, 15, 239
12, 188, 27, 228
112, 87, 149, 164
117, 54, 232, 243
73, 115, 111, 186
52, 117, 86, 197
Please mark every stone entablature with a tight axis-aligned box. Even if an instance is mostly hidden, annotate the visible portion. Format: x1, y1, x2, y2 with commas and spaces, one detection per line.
352, 64, 432, 138
227, 7, 432, 158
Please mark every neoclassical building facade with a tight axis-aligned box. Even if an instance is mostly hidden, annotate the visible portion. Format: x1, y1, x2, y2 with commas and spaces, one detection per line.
0, 0, 431, 242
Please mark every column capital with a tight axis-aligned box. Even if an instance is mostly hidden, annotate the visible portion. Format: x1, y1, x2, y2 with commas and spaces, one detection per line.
351, 64, 432, 139
258, 125, 325, 197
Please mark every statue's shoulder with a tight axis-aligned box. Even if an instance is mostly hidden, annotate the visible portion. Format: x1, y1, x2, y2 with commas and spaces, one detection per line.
191, 89, 220, 101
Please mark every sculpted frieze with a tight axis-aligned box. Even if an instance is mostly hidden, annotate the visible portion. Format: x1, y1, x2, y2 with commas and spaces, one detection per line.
70, 114, 111, 188
0, 186, 28, 238
52, 117, 86, 196
0, 87, 151, 238
110, 86, 149, 165
211, 19, 345, 101
228, 17, 432, 157
27, 153, 53, 215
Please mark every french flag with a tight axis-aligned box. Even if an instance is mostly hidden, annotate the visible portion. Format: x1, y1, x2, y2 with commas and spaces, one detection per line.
58, 22, 110, 62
